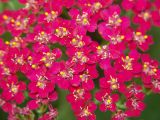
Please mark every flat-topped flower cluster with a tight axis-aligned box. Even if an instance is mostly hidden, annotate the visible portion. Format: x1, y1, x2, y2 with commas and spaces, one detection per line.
0, 0, 160, 120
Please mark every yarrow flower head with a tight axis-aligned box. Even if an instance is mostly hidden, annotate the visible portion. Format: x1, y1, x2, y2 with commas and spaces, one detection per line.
0, 0, 160, 120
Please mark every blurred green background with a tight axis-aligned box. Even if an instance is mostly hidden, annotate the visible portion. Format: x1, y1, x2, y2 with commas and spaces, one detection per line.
0, 0, 160, 120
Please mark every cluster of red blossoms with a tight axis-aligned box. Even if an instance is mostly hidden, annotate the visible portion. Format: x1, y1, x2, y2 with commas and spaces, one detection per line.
0, 0, 160, 120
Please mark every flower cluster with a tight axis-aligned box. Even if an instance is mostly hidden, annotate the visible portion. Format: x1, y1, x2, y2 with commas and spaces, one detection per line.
0, 0, 160, 120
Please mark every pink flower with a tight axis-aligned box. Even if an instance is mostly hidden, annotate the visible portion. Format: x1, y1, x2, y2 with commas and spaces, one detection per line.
48, 61, 80, 89
100, 68, 126, 92
66, 46, 97, 72
69, 8, 97, 32
124, 84, 145, 100
26, 25, 55, 44
28, 71, 55, 98
67, 86, 92, 104
112, 110, 128, 120
141, 54, 159, 84
114, 50, 142, 79
125, 98, 145, 117
131, 31, 153, 51
151, 74, 160, 93
72, 101, 97, 120
6, 10, 35, 36
78, 65, 98, 90
95, 89, 119, 112
0, 75, 26, 104
133, 10, 152, 32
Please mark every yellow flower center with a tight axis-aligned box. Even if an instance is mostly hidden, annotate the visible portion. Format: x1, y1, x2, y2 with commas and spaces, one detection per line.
122, 56, 133, 70
36, 81, 46, 89
10, 84, 18, 94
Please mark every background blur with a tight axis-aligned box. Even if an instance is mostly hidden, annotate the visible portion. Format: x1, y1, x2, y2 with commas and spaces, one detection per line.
0, 0, 160, 120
